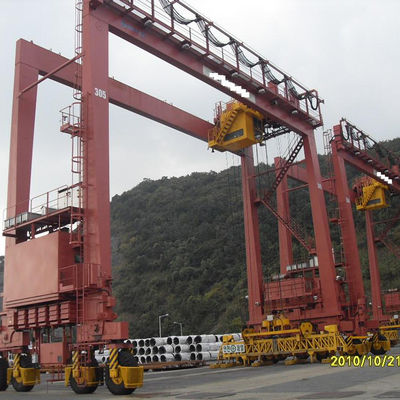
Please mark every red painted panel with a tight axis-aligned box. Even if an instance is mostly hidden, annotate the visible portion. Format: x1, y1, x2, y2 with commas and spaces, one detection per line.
60, 301, 76, 324
265, 278, 321, 310
4, 231, 75, 308
38, 306, 49, 327
40, 342, 68, 365
49, 304, 60, 326
28, 308, 38, 327
384, 292, 400, 313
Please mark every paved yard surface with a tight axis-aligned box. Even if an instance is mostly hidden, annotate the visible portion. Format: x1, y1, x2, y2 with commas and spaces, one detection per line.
3, 346, 400, 399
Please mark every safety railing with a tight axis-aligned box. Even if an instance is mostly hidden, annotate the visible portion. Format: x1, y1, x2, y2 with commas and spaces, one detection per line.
3, 185, 81, 230
59, 263, 103, 291
106, 0, 323, 124
265, 277, 319, 300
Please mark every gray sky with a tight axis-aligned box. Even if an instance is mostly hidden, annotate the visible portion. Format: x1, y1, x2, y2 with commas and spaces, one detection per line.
0, 0, 399, 254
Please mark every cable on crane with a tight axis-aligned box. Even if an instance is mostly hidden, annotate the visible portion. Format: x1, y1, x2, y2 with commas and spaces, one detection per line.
307, 94, 320, 111
286, 77, 302, 100
261, 62, 284, 85
343, 124, 351, 141
159, 0, 200, 24
286, 78, 321, 111
158, 0, 322, 114
230, 42, 259, 68
197, 19, 234, 47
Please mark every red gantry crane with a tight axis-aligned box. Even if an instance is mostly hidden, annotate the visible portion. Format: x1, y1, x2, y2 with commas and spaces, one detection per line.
271, 119, 400, 333
0, 0, 327, 391
2, 0, 397, 385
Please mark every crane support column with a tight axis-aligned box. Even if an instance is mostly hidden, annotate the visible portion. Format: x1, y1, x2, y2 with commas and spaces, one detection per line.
1, 37, 39, 352
6, 42, 38, 231
241, 147, 264, 327
275, 157, 293, 274
82, 2, 111, 277
332, 126, 366, 322
365, 211, 383, 320
302, 133, 341, 317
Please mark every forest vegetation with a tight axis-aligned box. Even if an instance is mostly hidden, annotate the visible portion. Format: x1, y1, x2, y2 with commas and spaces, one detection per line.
111, 137, 400, 338
0, 139, 399, 338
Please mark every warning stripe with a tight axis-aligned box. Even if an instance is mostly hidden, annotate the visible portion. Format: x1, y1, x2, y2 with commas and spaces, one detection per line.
14, 354, 20, 369
72, 351, 80, 370
109, 349, 119, 370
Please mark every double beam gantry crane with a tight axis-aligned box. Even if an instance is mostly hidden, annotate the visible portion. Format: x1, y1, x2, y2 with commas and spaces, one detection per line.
211, 108, 400, 366
0, 0, 399, 392
0, 0, 324, 392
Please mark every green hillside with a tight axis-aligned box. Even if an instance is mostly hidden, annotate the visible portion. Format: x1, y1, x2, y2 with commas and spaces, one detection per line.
111, 138, 400, 338
0, 140, 398, 338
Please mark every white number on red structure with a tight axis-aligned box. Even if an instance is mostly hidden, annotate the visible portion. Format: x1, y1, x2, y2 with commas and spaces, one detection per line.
94, 88, 107, 99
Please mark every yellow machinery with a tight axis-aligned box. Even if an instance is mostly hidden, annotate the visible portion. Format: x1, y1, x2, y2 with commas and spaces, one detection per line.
5, 354, 40, 391
208, 101, 264, 152
211, 315, 394, 368
65, 349, 143, 395
354, 177, 388, 211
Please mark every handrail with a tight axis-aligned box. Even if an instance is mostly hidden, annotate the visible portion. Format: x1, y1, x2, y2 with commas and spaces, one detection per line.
105, 0, 323, 124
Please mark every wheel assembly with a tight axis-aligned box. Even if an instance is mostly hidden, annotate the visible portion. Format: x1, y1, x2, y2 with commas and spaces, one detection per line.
0, 357, 9, 391
11, 354, 35, 393
105, 350, 141, 395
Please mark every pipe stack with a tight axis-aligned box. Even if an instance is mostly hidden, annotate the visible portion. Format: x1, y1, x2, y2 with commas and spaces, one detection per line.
94, 333, 242, 365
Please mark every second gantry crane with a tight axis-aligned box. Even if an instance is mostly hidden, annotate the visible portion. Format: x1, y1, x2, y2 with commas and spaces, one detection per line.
209, 105, 400, 365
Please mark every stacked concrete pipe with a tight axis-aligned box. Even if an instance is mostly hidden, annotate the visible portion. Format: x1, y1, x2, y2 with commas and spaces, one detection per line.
120, 332, 241, 365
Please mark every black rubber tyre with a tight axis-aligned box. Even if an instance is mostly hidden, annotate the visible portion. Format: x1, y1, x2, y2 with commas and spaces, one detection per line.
0, 357, 9, 391
371, 335, 388, 356
105, 350, 138, 395
11, 355, 34, 392
70, 359, 99, 395
316, 352, 328, 362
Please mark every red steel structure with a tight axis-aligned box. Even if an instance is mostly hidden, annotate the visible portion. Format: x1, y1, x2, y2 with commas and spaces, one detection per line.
331, 120, 400, 322
3, 0, 394, 391
0, 0, 328, 392
268, 119, 400, 335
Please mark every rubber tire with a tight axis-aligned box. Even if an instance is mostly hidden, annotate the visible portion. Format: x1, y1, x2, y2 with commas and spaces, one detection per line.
105, 350, 137, 395
0, 357, 9, 391
11, 355, 34, 392
70, 359, 99, 395
371, 335, 388, 356
316, 352, 328, 362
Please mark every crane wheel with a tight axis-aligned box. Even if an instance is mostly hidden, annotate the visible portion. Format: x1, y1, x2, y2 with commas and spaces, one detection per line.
105, 350, 137, 395
11, 355, 34, 392
0, 358, 9, 391
316, 352, 329, 362
296, 353, 309, 360
70, 359, 99, 394
370, 335, 388, 356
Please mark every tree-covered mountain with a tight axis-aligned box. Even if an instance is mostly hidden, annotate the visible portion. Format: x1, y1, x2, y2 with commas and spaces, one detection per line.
111, 138, 400, 338
0, 139, 398, 338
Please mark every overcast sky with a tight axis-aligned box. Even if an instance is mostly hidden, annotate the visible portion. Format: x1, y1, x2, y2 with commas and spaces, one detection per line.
0, 0, 399, 254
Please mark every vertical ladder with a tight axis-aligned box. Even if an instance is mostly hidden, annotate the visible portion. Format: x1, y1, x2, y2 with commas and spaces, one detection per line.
73, 0, 86, 344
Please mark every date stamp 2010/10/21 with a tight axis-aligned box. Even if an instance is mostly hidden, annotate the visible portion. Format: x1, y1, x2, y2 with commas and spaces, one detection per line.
331, 355, 400, 367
